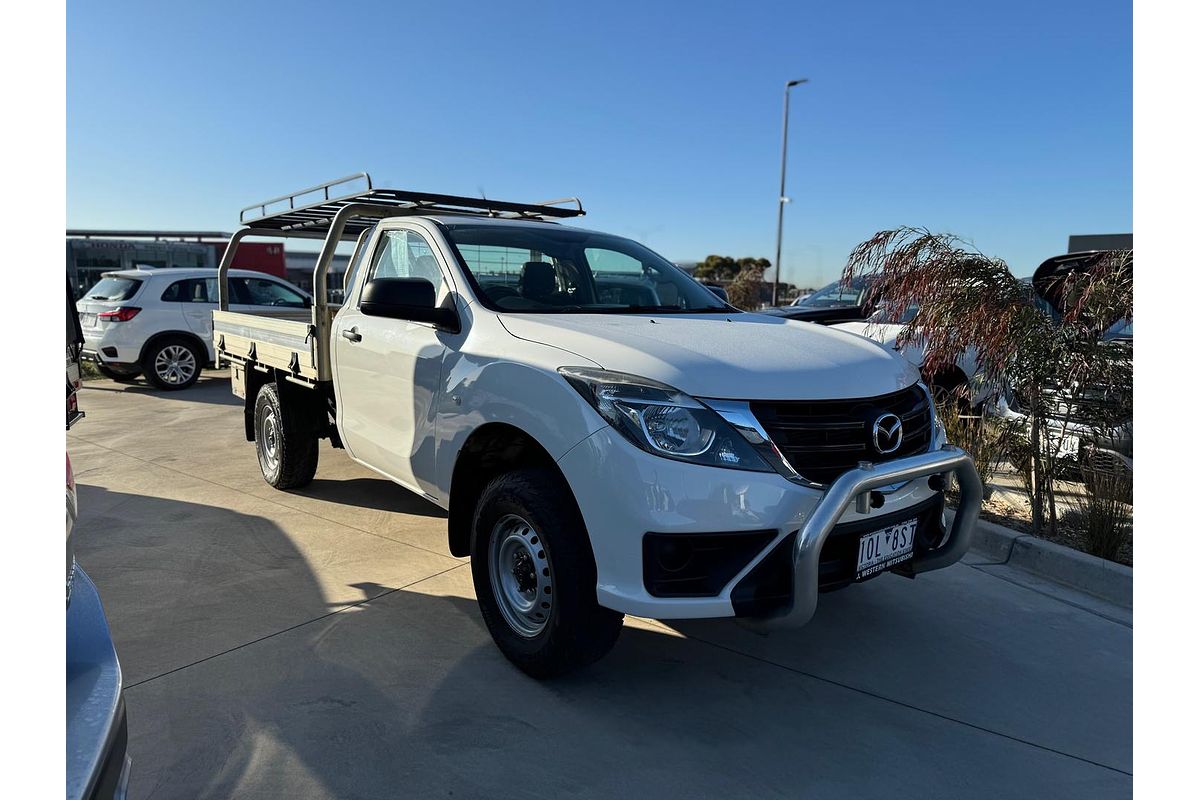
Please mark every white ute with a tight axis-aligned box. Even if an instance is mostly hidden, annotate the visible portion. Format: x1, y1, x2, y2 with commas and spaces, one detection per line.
214, 174, 983, 677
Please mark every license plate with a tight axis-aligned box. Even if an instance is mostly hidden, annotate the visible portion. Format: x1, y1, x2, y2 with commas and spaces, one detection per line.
81, 313, 97, 327
856, 517, 917, 580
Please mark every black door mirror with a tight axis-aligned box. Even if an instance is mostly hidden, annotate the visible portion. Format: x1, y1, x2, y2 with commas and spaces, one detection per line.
360, 277, 460, 332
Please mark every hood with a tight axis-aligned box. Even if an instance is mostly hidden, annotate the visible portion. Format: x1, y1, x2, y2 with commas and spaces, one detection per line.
499, 312, 919, 401
835, 321, 923, 369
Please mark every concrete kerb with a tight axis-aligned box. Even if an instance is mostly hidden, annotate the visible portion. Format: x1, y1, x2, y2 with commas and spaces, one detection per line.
961, 512, 1132, 609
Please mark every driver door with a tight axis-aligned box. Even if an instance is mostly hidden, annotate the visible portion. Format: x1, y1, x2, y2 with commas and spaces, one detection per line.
332, 224, 453, 495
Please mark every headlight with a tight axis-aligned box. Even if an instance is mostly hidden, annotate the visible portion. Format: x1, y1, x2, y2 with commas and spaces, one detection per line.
559, 367, 772, 471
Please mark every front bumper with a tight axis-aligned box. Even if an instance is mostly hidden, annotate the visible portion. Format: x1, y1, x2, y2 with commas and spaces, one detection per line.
557, 426, 981, 624
779, 445, 981, 626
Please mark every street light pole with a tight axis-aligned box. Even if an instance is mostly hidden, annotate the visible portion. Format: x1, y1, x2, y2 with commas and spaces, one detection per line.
772, 78, 807, 306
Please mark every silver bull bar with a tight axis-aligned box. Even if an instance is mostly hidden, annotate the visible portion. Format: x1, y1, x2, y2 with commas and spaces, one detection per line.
781, 445, 982, 626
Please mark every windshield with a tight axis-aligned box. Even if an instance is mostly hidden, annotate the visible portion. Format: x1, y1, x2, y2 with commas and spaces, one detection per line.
798, 279, 867, 309
442, 224, 731, 314
83, 276, 142, 302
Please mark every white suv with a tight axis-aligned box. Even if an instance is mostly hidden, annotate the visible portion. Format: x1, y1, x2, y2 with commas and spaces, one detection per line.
77, 267, 311, 390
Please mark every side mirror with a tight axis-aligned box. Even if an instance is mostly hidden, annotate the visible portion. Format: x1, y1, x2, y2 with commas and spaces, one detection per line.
360, 277, 460, 332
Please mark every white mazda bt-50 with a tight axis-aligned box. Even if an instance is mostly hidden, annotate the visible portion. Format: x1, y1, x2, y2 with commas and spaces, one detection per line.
212, 174, 983, 677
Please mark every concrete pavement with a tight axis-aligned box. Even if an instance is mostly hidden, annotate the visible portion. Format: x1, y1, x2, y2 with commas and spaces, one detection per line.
69, 374, 1132, 799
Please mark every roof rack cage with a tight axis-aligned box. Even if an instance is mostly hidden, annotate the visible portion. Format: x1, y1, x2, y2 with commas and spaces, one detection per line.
239, 172, 584, 237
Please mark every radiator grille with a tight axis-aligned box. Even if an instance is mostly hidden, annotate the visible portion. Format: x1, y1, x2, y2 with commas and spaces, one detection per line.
750, 386, 932, 485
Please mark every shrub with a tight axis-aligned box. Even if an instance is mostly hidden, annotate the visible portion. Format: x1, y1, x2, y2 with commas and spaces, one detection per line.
842, 228, 1131, 537
1063, 467, 1133, 562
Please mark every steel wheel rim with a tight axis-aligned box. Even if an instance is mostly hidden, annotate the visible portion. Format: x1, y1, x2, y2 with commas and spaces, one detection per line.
154, 344, 197, 385
488, 514, 552, 638
258, 407, 280, 474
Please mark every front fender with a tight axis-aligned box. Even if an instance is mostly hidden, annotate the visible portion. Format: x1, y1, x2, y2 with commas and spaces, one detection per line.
433, 348, 606, 505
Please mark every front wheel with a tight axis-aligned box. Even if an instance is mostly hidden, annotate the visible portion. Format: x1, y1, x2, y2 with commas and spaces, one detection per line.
253, 382, 318, 489
471, 469, 623, 678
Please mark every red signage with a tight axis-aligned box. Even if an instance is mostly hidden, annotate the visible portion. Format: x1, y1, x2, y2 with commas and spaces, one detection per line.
212, 242, 287, 278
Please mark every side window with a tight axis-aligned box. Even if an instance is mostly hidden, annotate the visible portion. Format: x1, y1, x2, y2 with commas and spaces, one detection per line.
366, 229, 448, 296
161, 278, 210, 303
231, 277, 309, 308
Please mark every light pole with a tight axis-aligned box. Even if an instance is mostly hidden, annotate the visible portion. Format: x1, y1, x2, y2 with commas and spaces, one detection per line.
772, 78, 808, 306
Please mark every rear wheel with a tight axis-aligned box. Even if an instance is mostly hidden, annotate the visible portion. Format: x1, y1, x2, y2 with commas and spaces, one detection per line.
96, 364, 141, 382
142, 336, 202, 390
253, 382, 318, 489
471, 469, 623, 678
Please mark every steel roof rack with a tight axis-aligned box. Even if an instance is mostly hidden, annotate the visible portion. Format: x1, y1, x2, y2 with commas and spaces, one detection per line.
239, 172, 584, 237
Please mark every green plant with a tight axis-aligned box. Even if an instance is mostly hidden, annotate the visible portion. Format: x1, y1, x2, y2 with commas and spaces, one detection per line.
936, 400, 1018, 500
1063, 468, 1133, 562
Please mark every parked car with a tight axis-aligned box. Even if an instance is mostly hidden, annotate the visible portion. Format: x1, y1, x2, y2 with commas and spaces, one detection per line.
834, 303, 986, 409
67, 453, 132, 800
1008, 252, 1133, 495
212, 175, 982, 678
76, 267, 311, 390
758, 276, 877, 324
68, 308, 132, 797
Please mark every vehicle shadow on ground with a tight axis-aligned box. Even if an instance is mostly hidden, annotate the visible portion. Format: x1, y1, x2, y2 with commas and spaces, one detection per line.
288, 478, 448, 518
73, 486, 441, 799
82, 373, 239, 406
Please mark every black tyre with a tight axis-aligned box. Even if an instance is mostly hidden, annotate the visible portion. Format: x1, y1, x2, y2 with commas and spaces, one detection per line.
96, 364, 141, 382
253, 382, 319, 489
141, 336, 203, 390
471, 469, 623, 679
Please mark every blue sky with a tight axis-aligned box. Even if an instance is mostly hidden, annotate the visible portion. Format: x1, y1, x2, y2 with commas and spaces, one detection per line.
67, 0, 1131, 286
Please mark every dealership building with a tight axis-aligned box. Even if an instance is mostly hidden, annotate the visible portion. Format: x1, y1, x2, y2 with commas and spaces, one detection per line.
65, 231, 349, 298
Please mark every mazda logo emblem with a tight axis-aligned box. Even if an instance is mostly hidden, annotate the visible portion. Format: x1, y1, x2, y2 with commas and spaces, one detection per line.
872, 413, 904, 454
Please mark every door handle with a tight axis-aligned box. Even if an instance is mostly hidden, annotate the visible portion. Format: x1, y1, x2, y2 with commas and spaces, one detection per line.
341, 327, 362, 342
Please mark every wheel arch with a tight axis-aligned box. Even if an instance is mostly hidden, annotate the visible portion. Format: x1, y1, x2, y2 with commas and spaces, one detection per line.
446, 422, 585, 558
244, 368, 331, 444
138, 329, 212, 368
923, 363, 970, 392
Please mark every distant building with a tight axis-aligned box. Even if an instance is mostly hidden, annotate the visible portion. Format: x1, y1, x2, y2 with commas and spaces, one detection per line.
1068, 233, 1132, 253
284, 250, 352, 295
65, 231, 287, 297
